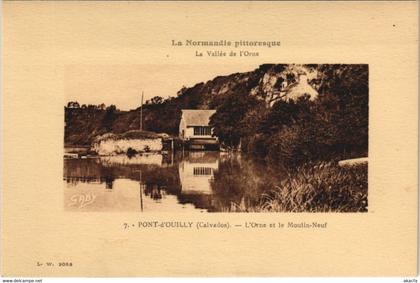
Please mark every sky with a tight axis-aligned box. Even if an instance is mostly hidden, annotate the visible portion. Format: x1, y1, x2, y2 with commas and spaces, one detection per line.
65, 64, 260, 111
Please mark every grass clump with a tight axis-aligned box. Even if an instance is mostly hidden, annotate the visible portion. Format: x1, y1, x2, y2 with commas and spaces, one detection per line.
255, 162, 367, 212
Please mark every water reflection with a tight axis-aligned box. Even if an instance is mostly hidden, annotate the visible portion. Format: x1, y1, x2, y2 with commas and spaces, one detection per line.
179, 151, 218, 195
64, 151, 281, 212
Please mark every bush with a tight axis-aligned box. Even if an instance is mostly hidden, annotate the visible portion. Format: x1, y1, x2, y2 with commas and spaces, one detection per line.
126, 147, 137, 158
266, 125, 302, 165
257, 163, 368, 212
241, 134, 268, 157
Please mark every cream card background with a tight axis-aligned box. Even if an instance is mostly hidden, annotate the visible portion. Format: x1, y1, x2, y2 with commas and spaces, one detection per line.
2, 1, 418, 276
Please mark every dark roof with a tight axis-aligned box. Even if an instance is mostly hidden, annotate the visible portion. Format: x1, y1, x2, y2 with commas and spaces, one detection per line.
181, 109, 216, 126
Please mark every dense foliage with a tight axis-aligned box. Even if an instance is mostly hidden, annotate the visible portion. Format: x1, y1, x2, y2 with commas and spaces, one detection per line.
210, 64, 368, 165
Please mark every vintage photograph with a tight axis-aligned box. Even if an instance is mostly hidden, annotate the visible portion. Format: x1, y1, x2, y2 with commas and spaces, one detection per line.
64, 64, 368, 213
3, 0, 418, 278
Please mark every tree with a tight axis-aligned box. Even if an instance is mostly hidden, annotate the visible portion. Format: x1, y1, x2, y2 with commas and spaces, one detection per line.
98, 103, 106, 110
209, 91, 261, 148
150, 96, 164, 105
66, 101, 80, 108
316, 64, 369, 157
103, 105, 117, 131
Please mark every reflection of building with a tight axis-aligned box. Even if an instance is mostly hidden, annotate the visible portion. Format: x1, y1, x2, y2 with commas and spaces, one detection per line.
179, 152, 219, 194
144, 183, 165, 202
100, 154, 163, 166
179, 109, 218, 150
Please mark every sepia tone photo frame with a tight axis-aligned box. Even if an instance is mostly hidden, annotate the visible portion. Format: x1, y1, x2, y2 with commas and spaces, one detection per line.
1, 1, 418, 277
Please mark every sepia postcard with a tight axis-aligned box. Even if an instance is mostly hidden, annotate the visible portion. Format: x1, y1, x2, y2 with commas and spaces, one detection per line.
1, 0, 418, 278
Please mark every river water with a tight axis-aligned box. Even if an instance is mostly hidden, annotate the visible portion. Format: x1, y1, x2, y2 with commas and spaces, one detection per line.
63, 151, 285, 212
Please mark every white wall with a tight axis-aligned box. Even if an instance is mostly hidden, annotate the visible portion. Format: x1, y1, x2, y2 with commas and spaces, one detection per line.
93, 138, 162, 155
179, 117, 186, 138
185, 127, 195, 139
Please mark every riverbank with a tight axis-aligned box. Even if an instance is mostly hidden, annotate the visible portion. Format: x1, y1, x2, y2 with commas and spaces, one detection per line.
233, 162, 368, 212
